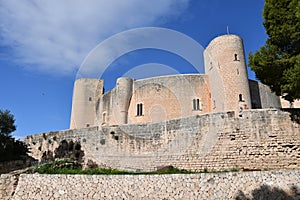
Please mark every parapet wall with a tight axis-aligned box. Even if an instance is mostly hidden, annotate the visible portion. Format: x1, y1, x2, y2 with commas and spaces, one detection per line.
2, 170, 299, 199
25, 109, 300, 172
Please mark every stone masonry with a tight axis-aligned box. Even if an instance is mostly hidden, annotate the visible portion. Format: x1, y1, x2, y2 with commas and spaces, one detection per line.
0, 170, 299, 199
25, 109, 300, 172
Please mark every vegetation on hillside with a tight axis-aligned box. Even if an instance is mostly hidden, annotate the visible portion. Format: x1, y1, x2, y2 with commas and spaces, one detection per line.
33, 159, 239, 175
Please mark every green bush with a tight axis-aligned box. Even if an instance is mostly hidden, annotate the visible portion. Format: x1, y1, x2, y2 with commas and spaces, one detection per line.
34, 159, 82, 174
34, 162, 240, 175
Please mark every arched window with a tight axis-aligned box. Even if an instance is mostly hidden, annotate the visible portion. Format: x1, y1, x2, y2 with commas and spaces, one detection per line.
239, 94, 243, 102
234, 54, 239, 61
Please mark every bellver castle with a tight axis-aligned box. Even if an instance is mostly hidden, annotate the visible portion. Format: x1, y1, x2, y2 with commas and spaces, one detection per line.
70, 34, 281, 129
25, 34, 300, 172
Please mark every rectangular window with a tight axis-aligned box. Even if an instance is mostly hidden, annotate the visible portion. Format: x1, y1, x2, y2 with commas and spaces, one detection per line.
137, 103, 143, 116
193, 99, 197, 110
193, 99, 202, 111
102, 112, 106, 123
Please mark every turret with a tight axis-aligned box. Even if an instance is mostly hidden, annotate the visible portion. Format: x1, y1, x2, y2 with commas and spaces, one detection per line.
115, 77, 133, 124
70, 78, 103, 129
204, 35, 251, 115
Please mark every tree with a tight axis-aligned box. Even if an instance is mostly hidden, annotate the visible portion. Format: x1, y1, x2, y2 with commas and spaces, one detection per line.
0, 109, 16, 136
248, 0, 300, 102
0, 109, 28, 162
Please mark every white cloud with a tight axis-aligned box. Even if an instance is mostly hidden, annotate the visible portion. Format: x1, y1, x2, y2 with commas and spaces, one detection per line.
0, 0, 190, 75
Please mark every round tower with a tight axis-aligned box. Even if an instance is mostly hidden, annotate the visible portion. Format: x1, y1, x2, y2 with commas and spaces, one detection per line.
115, 77, 133, 124
204, 34, 251, 115
70, 78, 103, 129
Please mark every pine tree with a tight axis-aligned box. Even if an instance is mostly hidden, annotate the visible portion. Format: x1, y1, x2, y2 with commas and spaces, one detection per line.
249, 0, 300, 102
0, 109, 28, 162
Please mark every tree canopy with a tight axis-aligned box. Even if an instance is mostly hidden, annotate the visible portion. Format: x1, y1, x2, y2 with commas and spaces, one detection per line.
0, 109, 28, 162
249, 0, 300, 102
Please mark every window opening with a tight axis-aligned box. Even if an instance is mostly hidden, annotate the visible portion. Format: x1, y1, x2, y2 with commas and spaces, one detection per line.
102, 112, 106, 123
239, 94, 243, 102
234, 54, 239, 61
193, 99, 201, 110
137, 103, 143, 116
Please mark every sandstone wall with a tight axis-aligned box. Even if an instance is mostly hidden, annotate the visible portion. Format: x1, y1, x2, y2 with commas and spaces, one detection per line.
25, 109, 300, 172
98, 74, 212, 126
129, 74, 211, 124
3, 170, 299, 199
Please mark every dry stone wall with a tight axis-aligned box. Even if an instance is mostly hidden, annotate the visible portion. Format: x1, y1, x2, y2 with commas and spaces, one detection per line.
2, 170, 299, 199
0, 174, 18, 200
25, 109, 300, 172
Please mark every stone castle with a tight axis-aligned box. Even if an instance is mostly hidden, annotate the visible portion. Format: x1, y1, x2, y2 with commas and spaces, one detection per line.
69, 34, 281, 129
24, 34, 299, 172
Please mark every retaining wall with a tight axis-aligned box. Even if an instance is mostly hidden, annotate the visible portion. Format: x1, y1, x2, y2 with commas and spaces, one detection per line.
1, 170, 299, 199
25, 109, 300, 172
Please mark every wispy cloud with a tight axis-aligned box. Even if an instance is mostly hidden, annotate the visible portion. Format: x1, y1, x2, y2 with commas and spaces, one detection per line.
0, 0, 190, 75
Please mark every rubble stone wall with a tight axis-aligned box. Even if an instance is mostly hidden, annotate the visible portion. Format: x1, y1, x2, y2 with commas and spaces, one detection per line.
5, 170, 300, 199
0, 174, 18, 200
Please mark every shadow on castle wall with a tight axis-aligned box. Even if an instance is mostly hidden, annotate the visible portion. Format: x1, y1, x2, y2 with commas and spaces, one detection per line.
41, 140, 84, 163
235, 184, 300, 200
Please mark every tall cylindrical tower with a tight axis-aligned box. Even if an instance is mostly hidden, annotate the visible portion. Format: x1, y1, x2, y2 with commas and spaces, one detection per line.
70, 78, 103, 129
115, 77, 133, 124
204, 34, 251, 115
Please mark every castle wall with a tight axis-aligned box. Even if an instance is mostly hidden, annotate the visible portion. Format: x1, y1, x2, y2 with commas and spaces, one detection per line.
128, 74, 211, 124
5, 170, 299, 199
97, 88, 117, 126
204, 35, 251, 115
249, 80, 281, 109
25, 109, 300, 172
70, 78, 103, 129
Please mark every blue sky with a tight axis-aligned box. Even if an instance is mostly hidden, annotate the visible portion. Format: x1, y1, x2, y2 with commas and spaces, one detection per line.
0, 0, 267, 138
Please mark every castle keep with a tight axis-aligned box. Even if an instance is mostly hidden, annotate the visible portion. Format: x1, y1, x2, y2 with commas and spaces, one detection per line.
70, 34, 281, 129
